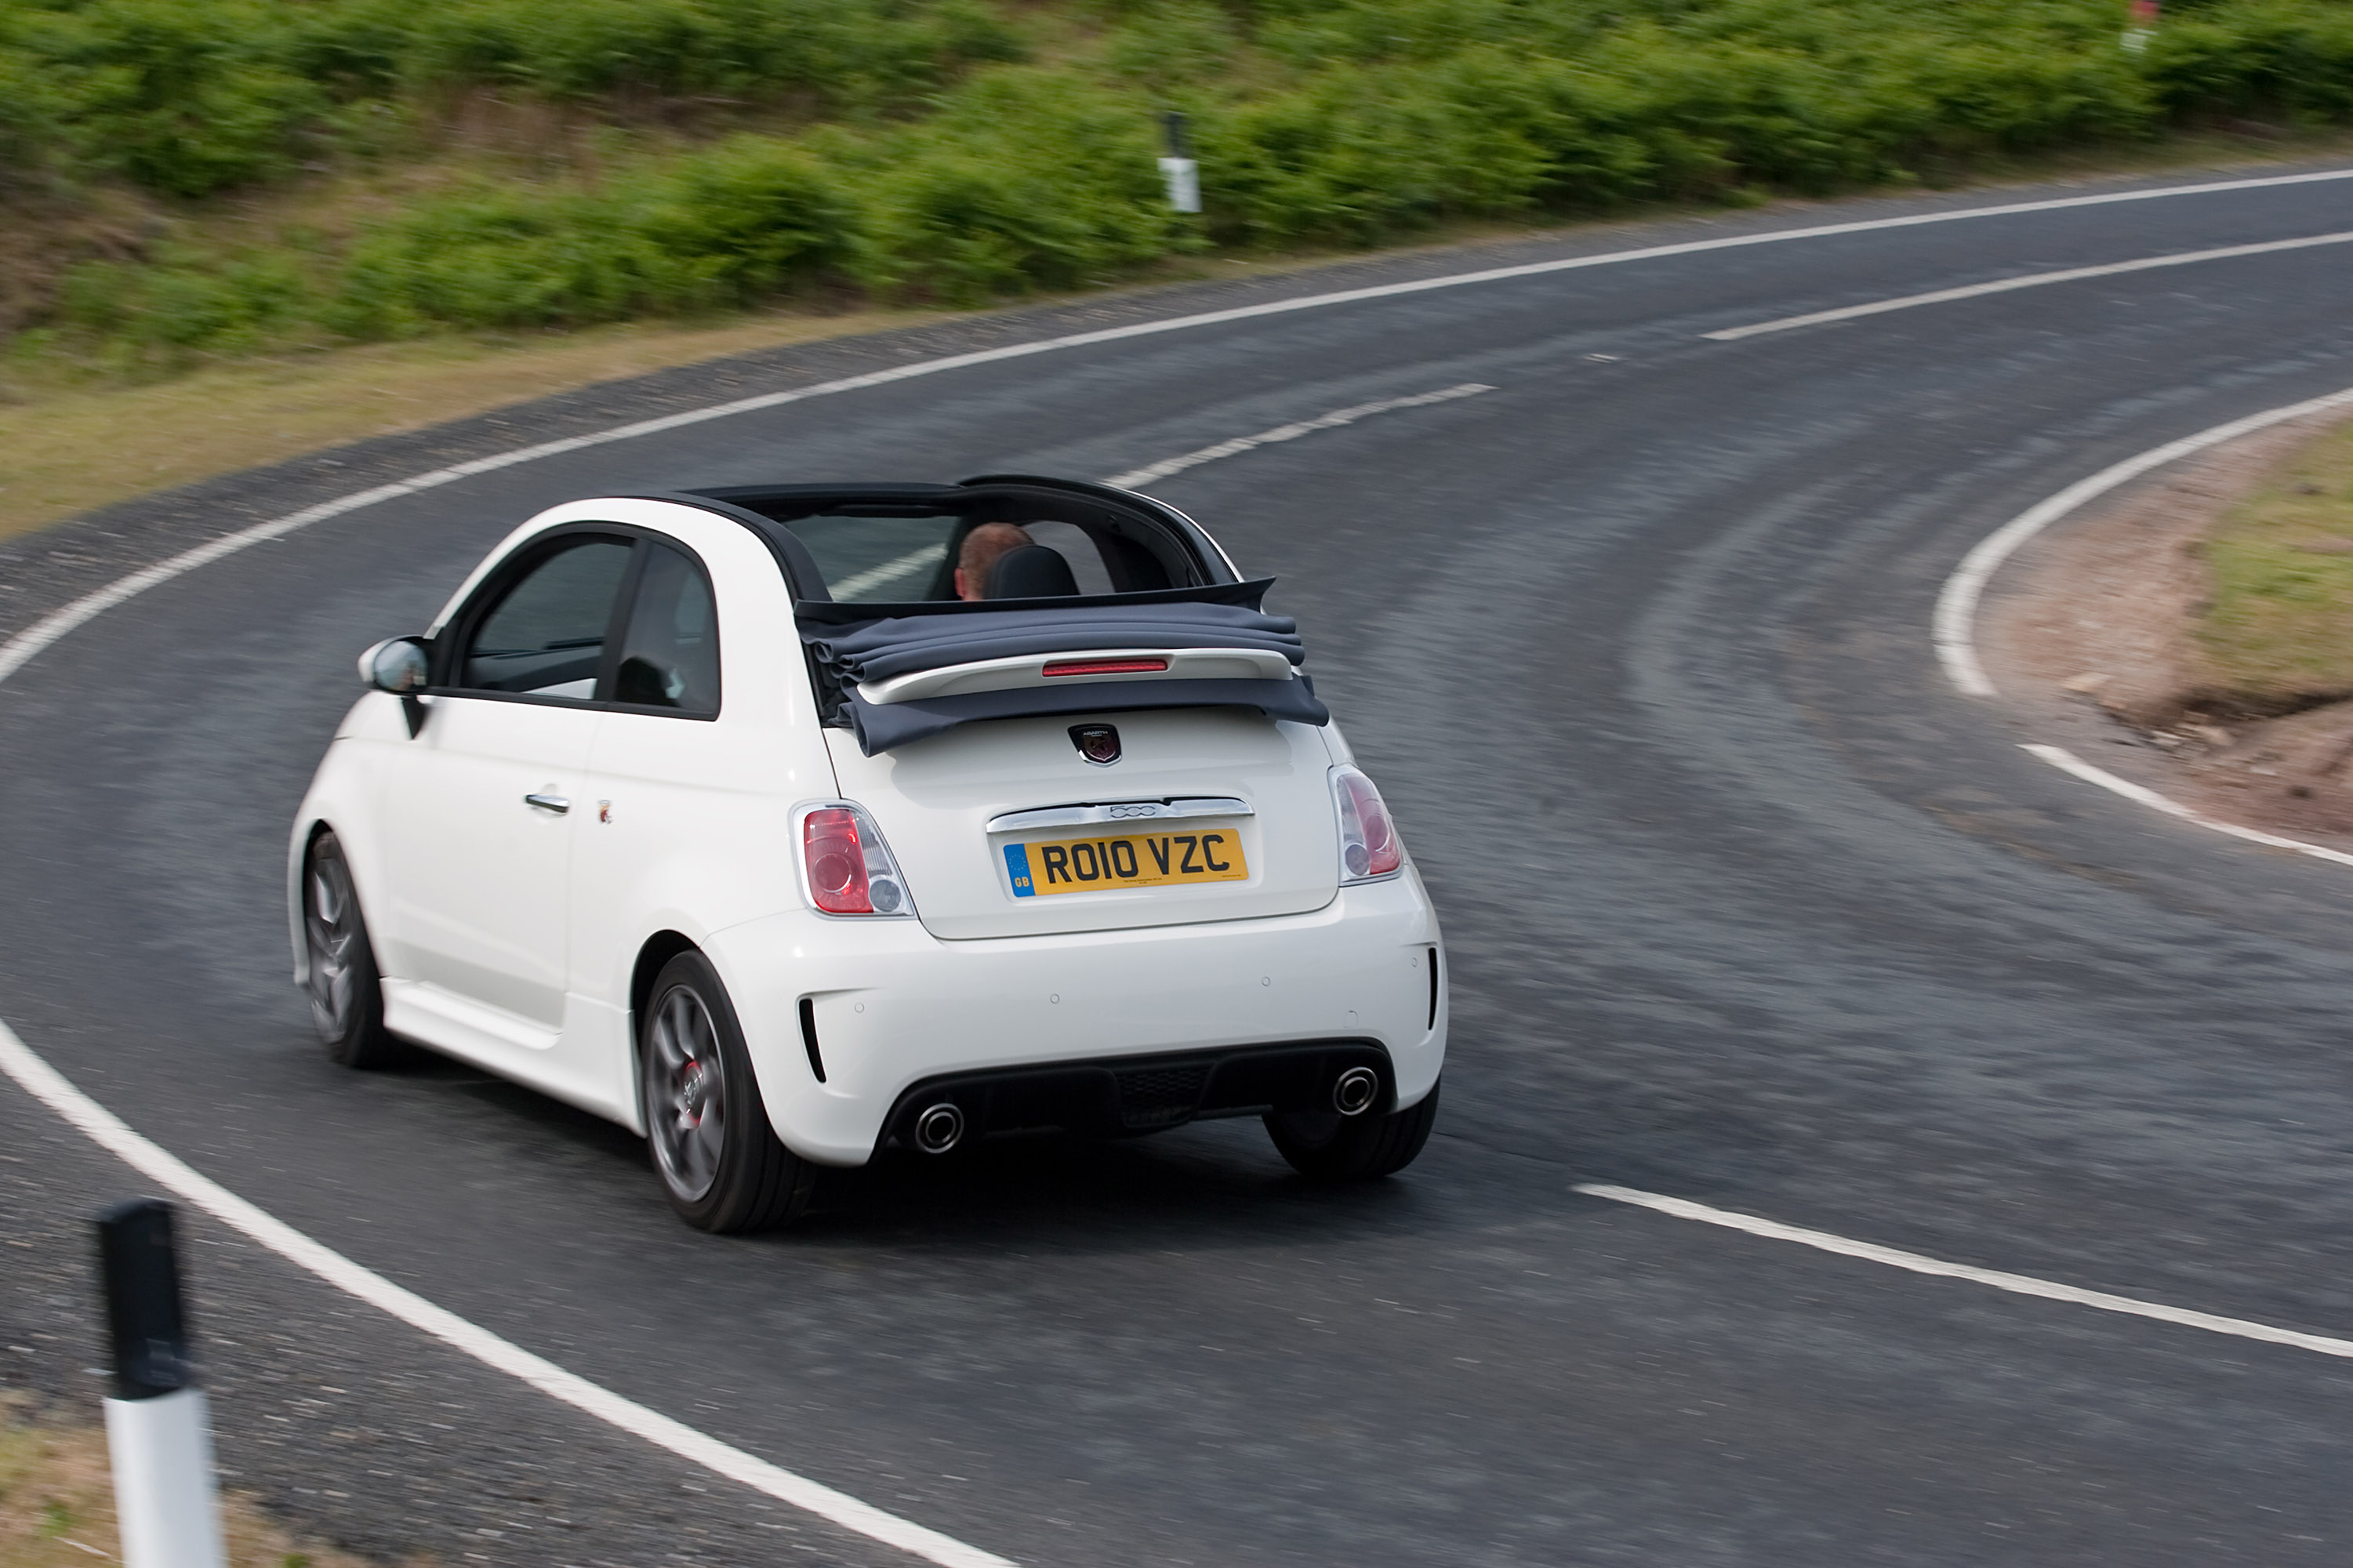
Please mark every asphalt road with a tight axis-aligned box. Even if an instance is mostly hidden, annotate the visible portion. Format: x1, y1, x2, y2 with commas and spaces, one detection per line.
8, 164, 2353, 1566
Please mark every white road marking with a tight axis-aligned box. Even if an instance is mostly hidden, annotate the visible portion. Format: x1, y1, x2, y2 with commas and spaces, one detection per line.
827, 546, 942, 601
1577, 1183, 2353, 1359
1930, 383, 2353, 868
1934, 384, 2353, 699
2018, 743, 2353, 869
819, 388, 1489, 598
1, 162, 2351, 1544
1703, 227, 2353, 340
9, 164, 2353, 688
0, 1017, 1016, 1568
1102, 383, 1491, 489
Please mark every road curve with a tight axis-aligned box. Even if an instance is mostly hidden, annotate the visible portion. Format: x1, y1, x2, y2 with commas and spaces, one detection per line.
7, 165, 2353, 1566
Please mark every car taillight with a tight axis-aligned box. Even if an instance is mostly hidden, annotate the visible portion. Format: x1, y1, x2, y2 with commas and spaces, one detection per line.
1331, 766, 1403, 883
798, 804, 911, 916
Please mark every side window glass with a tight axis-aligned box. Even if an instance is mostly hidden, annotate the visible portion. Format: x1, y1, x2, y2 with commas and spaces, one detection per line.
459, 537, 634, 700
613, 543, 720, 716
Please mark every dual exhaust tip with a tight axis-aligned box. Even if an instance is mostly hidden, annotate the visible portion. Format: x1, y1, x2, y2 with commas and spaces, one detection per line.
916, 1065, 1378, 1153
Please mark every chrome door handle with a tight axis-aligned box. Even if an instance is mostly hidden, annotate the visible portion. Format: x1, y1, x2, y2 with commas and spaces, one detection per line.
524, 793, 571, 815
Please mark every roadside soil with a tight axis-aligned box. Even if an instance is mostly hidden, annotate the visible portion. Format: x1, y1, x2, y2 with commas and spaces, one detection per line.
1980, 411, 2353, 851
0, 1392, 394, 1566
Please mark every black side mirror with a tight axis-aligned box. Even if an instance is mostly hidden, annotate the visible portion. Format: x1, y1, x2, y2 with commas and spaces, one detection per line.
359, 637, 431, 738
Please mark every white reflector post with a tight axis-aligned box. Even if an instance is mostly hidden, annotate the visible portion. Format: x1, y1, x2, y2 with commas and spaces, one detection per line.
104, 1388, 227, 1568
95, 1198, 226, 1568
1159, 157, 1201, 214
1159, 111, 1201, 214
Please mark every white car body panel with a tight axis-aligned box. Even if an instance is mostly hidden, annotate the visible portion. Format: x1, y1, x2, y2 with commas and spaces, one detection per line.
826, 707, 1341, 942
706, 871, 1443, 1166
370, 695, 591, 1028
289, 490, 1446, 1168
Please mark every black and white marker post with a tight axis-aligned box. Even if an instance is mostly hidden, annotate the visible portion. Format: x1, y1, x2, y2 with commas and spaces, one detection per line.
1159, 111, 1201, 215
96, 1199, 227, 1568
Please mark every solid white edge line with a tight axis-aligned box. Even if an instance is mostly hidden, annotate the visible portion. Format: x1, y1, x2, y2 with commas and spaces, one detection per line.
2019, 743, 2353, 869
1574, 1183, 2353, 1358
0, 1017, 1017, 1568
1931, 384, 2353, 699
1704, 227, 2353, 340
0, 160, 2348, 1548
7, 162, 2353, 688
1931, 383, 2353, 869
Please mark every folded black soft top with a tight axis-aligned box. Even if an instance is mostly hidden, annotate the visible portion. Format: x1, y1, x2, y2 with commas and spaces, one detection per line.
797, 583, 1330, 753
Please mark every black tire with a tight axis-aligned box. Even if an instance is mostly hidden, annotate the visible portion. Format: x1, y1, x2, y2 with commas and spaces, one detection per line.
640, 951, 815, 1233
302, 831, 406, 1069
1265, 1077, 1440, 1181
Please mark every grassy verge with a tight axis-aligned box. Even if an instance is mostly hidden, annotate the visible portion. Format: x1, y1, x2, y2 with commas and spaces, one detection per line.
2197, 412, 2353, 708
13, 0, 2353, 383
6, 125, 2353, 550
0, 1394, 382, 1567
0, 303, 941, 543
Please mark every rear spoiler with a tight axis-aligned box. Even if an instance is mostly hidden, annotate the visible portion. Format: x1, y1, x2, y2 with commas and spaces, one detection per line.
798, 589, 1329, 753
859, 647, 1295, 706
839, 674, 1328, 754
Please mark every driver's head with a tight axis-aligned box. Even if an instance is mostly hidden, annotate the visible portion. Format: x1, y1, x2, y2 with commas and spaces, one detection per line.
953, 521, 1034, 601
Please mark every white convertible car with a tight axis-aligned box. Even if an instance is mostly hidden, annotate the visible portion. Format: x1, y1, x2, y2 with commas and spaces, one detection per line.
290, 477, 1446, 1231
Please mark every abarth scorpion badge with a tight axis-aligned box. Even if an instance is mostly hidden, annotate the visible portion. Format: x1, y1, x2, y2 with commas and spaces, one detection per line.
1069, 724, 1120, 765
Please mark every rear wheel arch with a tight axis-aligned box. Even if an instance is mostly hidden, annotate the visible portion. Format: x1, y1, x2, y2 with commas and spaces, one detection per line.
630, 930, 703, 1036
626, 929, 702, 1131
637, 946, 815, 1232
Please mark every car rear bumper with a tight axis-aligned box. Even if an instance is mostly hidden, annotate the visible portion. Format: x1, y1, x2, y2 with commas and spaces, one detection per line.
703, 869, 1445, 1165
879, 1039, 1396, 1152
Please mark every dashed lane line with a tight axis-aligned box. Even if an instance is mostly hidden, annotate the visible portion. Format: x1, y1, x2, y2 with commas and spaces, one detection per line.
9, 164, 2353, 687
826, 546, 941, 601
1576, 1184, 2353, 1359
1102, 383, 1491, 489
1703, 228, 2353, 341
806, 383, 1491, 600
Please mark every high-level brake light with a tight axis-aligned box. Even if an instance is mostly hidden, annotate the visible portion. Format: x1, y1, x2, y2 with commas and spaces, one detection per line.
1042, 656, 1169, 677
797, 803, 913, 916
1331, 766, 1403, 883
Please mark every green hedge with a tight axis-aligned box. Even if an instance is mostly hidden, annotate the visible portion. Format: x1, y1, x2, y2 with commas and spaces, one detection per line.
20, 0, 2353, 367
1, 0, 1024, 198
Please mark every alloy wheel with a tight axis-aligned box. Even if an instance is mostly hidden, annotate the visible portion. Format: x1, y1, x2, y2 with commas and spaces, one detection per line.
646, 985, 728, 1202
303, 852, 359, 1043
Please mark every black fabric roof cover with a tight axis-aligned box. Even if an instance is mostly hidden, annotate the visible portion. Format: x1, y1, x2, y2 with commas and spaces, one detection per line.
797, 583, 1329, 753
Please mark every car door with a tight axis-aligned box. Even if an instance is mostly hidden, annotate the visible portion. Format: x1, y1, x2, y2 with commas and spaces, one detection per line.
568, 526, 816, 1114
372, 529, 634, 1064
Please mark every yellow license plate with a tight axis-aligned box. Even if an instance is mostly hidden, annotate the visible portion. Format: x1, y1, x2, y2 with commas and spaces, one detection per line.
1004, 829, 1248, 898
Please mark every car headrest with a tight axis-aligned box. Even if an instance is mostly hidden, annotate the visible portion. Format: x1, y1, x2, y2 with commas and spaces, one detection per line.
986, 544, 1080, 599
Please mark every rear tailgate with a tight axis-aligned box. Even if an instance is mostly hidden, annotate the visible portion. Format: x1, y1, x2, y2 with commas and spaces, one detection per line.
826, 709, 1339, 939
